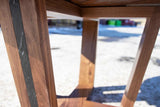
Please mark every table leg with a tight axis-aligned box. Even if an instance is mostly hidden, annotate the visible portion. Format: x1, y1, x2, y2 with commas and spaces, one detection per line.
121, 7, 160, 107
56, 19, 99, 107
0, 0, 57, 107
79, 19, 98, 89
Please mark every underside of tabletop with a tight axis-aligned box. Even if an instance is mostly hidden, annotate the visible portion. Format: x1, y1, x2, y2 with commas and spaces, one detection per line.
45, 0, 160, 19
66, 0, 160, 7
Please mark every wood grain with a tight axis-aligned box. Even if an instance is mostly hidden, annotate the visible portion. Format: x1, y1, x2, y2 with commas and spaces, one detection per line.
9, 0, 38, 106
19, 0, 57, 106
45, 1, 159, 19
82, 7, 155, 18
84, 101, 116, 107
57, 85, 92, 107
32, 0, 58, 106
57, 20, 98, 107
79, 20, 98, 88
57, 85, 115, 107
46, 0, 81, 17
0, 0, 31, 106
58, 97, 116, 107
47, 11, 82, 20
0, 0, 57, 106
0, 6, 2, 24
69, 0, 160, 7
121, 94, 134, 107
121, 7, 160, 107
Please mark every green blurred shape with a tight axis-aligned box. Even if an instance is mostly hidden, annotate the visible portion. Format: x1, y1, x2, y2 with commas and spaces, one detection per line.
115, 20, 122, 26
108, 20, 116, 26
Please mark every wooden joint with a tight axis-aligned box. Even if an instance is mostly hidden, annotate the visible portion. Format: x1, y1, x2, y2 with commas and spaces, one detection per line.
46, 0, 81, 18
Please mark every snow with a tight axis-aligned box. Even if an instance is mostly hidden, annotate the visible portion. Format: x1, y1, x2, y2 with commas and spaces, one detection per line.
0, 25, 160, 107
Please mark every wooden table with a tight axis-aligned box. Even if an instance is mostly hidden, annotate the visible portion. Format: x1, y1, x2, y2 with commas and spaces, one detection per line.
0, 0, 160, 107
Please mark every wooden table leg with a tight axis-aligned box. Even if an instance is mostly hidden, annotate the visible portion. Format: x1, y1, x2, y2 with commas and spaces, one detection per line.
78, 19, 98, 105
121, 7, 160, 107
0, 0, 57, 107
57, 19, 99, 107
78, 19, 98, 106
78, 19, 98, 89
57, 19, 115, 107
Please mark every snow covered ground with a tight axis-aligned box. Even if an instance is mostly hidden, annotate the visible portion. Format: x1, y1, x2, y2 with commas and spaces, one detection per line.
0, 25, 160, 107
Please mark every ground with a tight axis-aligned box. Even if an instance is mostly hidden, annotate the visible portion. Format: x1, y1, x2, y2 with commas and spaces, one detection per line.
0, 25, 160, 107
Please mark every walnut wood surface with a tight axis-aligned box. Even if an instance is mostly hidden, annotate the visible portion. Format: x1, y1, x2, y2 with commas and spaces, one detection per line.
121, 7, 160, 107
57, 85, 92, 107
121, 95, 134, 107
0, 0, 57, 106
58, 96, 115, 107
57, 20, 98, 107
57, 85, 115, 107
46, 0, 81, 17
0, 0, 31, 106
68, 0, 160, 7
82, 7, 155, 18
84, 101, 115, 107
79, 20, 98, 88
19, 0, 57, 106
19, 0, 58, 106
45, 1, 158, 19
32, 0, 58, 106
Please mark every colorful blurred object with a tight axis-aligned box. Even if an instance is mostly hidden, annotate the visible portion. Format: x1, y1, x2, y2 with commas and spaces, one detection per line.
121, 19, 137, 26
99, 19, 140, 26
115, 20, 122, 26
108, 20, 116, 26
